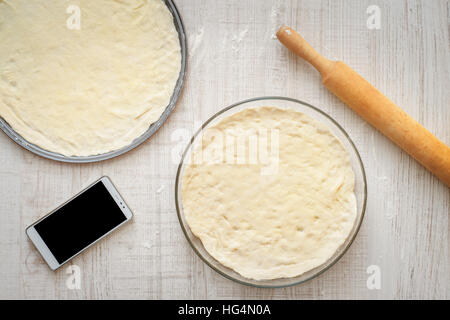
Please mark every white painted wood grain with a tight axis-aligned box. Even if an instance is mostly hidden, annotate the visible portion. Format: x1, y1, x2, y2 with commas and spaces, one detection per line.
0, 0, 448, 299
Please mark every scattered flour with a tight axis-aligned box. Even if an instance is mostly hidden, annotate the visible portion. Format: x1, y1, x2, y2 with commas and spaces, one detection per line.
156, 185, 165, 194
270, 0, 282, 39
188, 26, 204, 56
142, 241, 152, 249
231, 28, 248, 52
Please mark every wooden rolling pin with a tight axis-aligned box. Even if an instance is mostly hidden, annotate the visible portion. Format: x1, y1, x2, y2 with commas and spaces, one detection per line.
277, 26, 450, 187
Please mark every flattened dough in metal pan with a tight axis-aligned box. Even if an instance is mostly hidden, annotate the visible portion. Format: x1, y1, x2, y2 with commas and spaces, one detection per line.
0, 0, 181, 156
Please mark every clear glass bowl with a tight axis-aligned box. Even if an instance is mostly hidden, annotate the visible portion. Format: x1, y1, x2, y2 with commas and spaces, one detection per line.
175, 96, 367, 288
0, 0, 186, 163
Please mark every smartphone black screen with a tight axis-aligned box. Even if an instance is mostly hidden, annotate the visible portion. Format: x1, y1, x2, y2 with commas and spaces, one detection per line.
34, 181, 127, 264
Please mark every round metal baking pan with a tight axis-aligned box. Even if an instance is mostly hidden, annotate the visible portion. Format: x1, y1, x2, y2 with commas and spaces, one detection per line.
175, 96, 367, 288
0, 0, 187, 163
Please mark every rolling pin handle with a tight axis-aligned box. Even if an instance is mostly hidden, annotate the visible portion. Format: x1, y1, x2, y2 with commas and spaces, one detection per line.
276, 26, 335, 77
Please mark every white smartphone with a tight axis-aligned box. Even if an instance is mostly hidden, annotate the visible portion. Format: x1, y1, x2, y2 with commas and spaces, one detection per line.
26, 176, 133, 270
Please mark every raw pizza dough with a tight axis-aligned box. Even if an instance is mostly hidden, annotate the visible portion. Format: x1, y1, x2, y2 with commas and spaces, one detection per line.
0, 0, 181, 156
181, 106, 357, 280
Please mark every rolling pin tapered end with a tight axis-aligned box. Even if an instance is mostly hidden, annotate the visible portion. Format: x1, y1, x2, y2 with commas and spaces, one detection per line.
276, 25, 335, 77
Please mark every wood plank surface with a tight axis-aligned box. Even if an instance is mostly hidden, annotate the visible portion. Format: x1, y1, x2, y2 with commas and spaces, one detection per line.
0, 0, 448, 299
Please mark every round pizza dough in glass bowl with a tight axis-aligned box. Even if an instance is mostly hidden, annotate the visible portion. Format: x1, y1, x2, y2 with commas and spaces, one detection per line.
175, 96, 366, 287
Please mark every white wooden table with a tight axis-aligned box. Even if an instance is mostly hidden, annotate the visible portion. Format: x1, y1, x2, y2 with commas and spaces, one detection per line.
0, 0, 448, 299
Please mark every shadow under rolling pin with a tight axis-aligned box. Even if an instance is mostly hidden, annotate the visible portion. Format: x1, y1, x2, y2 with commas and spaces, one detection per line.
276, 26, 450, 187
